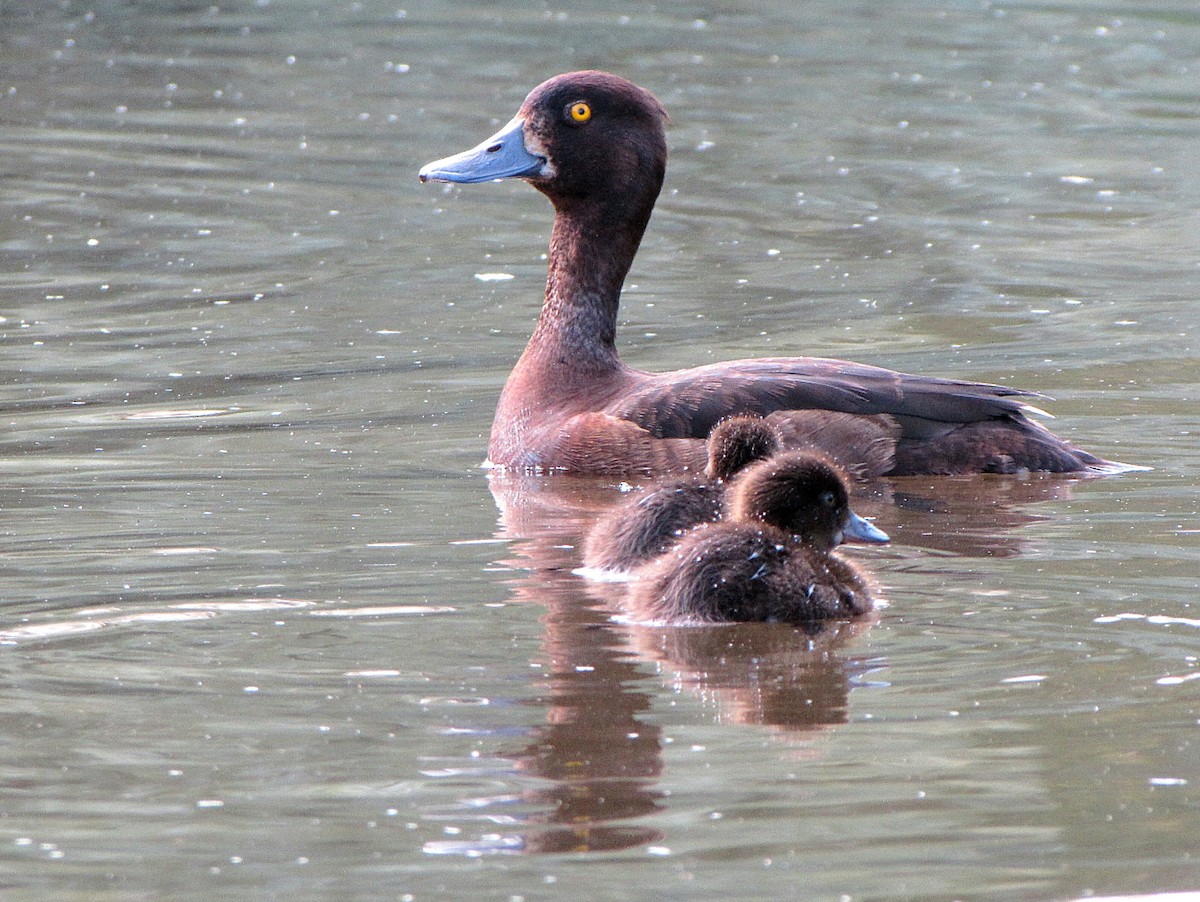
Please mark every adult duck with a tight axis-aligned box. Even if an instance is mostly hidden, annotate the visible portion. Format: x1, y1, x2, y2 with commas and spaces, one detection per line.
626, 451, 888, 624
420, 70, 1125, 477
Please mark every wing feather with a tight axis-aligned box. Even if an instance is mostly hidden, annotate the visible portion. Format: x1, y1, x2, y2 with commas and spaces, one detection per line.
607, 357, 1039, 440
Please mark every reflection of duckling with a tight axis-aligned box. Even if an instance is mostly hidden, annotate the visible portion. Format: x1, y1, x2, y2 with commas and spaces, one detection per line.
581, 417, 781, 573
623, 618, 874, 731
627, 451, 888, 624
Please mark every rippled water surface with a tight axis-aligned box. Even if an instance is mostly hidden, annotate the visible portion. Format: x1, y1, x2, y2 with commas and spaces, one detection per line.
2, 1, 1199, 899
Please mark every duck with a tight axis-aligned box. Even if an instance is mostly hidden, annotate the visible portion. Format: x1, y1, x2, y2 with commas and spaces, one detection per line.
625, 450, 889, 625
581, 415, 782, 574
419, 70, 1127, 477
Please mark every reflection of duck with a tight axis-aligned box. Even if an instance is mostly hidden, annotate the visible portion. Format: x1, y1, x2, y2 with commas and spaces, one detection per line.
581, 416, 780, 573
626, 451, 888, 624
420, 69, 1128, 477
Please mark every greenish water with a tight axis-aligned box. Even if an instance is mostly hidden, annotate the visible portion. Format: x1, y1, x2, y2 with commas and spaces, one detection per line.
1, 1, 1198, 899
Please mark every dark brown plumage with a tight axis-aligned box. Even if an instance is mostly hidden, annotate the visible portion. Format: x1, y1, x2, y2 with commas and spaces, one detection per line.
581, 416, 782, 573
420, 70, 1130, 477
703, 416, 783, 482
626, 451, 886, 624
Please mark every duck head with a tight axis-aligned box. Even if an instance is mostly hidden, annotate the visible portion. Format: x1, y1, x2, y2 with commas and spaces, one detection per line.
728, 451, 890, 551
419, 70, 668, 214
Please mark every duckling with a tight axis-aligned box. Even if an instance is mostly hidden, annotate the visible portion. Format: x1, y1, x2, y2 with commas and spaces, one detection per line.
626, 451, 888, 624
581, 416, 782, 573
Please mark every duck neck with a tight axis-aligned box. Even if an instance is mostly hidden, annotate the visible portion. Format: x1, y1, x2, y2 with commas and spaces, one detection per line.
518, 191, 655, 377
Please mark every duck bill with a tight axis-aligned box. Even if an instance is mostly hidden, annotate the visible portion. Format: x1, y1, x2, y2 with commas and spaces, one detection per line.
842, 512, 889, 545
418, 116, 546, 184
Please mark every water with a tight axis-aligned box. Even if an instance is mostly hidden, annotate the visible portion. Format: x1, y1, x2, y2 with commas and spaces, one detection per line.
2, 1, 1198, 899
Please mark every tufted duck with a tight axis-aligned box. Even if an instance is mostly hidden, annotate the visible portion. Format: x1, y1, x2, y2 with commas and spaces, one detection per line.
420, 70, 1130, 477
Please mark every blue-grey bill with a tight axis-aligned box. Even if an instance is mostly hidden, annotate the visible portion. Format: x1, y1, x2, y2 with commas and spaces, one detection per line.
419, 116, 544, 184
843, 512, 889, 544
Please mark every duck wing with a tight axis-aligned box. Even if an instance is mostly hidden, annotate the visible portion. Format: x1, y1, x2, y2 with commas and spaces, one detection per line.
601, 357, 1120, 475
607, 357, 1042, 440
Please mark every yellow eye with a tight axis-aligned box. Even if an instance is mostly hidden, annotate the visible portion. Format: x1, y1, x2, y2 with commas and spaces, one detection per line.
567, 101, 592, 123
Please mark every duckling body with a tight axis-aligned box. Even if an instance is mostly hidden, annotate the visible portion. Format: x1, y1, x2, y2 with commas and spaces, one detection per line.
629, 524, 875, 624
626, 451, 887, 624
420, 70, 1127, 477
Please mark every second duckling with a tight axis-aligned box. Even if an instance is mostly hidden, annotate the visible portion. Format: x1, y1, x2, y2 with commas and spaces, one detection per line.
581, 416, 782, 573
